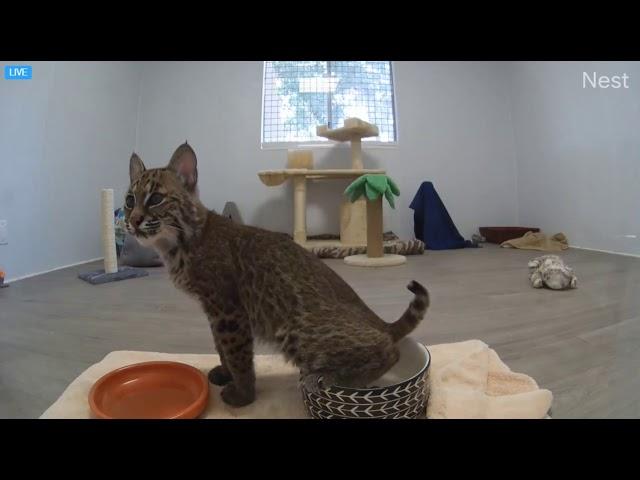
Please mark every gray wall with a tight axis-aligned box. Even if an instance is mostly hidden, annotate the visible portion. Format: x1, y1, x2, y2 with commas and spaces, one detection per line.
0, 62, 140, 280
9, 61, 635, 281
509, 62, 640, 255
135, 61, 519, 241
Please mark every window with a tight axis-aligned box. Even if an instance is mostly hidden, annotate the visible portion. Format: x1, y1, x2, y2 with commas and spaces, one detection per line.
262, 61, 397, 145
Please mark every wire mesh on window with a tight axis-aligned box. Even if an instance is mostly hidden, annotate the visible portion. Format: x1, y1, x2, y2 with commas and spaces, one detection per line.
262, 61, 396, 144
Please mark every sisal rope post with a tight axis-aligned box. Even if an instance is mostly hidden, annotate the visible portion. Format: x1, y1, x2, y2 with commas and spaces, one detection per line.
366, 196, 384, 258
101, 188, 118, 274
292, 177, 307, 245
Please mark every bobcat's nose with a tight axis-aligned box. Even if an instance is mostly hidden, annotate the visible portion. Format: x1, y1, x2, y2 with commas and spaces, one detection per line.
130, 214, 144, 228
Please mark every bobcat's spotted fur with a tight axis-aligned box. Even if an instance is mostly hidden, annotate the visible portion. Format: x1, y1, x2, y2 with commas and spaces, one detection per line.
124, 143, 429, 406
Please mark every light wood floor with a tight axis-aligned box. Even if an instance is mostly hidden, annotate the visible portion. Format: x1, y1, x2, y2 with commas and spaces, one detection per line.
1, 244, 639, 418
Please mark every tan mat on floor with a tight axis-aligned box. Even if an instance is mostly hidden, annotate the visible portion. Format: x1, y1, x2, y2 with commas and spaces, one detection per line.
40, 340, 552, 419
501, 231, 569, 252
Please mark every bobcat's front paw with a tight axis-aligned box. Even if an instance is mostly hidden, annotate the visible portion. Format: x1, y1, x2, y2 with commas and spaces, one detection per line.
301, 374, 324, 394
208, 365, 232, 386
221, 383, 255, 407
301, 373, 336, 393
531, 277, 544, 288
570, 276, 578, 289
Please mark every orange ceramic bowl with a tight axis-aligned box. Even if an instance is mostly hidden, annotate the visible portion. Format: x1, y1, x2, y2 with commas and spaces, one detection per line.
89, 361, 209, 419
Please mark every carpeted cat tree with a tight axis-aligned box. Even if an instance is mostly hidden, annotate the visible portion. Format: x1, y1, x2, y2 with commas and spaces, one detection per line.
258, 118, 425, 259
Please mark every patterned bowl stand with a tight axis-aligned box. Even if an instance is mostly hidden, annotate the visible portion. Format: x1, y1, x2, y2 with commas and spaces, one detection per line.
302, 372, 430, 419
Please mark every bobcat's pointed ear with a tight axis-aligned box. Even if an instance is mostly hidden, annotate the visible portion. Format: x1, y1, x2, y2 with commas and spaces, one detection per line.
167, 142, 198, 193
130, 153, 146, 182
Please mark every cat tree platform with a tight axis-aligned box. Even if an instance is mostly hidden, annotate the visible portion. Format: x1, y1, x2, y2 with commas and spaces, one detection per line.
258, 168, 385, 248
258, 118, 384, 250
316, 118, 379, 170
258, 168, 385, 187
316, 117, 379, 142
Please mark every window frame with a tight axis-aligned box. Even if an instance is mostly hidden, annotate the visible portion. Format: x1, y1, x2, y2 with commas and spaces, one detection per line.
260, 61, 399, 150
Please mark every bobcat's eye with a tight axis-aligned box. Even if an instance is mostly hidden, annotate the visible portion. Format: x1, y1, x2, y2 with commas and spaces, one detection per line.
125, 194, 135, 209
147, 193, 165, 207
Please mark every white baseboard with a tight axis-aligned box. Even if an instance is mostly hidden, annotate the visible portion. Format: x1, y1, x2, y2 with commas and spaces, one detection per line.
6, 257, 104, 284
5, 247, 638, 283
570, 245, 640, 259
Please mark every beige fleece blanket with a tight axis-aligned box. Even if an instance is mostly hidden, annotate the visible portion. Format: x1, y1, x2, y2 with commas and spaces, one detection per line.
40, 340, 552, 419
501, 231, 569, 252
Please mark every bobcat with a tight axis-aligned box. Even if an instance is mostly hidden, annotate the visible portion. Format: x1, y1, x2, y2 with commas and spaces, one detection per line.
124, 142, 429, 406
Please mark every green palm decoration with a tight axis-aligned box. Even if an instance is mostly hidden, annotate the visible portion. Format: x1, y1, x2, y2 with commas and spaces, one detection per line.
344, 174, 400, 208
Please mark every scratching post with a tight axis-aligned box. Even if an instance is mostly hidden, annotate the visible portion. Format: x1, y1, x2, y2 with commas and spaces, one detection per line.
350, 137, 363, 170
101, 189, 118, 274
78, 188, 149, 285
287, 150, 312, 245
292, 176, 307, 245
343, 174, 407, 267
366, 197, 384, 258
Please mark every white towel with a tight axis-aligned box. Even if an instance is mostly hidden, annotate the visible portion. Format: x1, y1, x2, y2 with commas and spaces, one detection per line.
41, 340, 552, 419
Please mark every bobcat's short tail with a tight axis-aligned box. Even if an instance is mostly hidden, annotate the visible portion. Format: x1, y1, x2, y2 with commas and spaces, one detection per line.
388, 281, 429, 342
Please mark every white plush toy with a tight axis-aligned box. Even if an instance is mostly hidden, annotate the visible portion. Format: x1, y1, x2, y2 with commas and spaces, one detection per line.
528, 255, 577, 290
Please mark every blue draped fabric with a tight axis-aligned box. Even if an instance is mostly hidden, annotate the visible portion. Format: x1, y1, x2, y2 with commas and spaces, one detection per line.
409, 181, 476, 250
